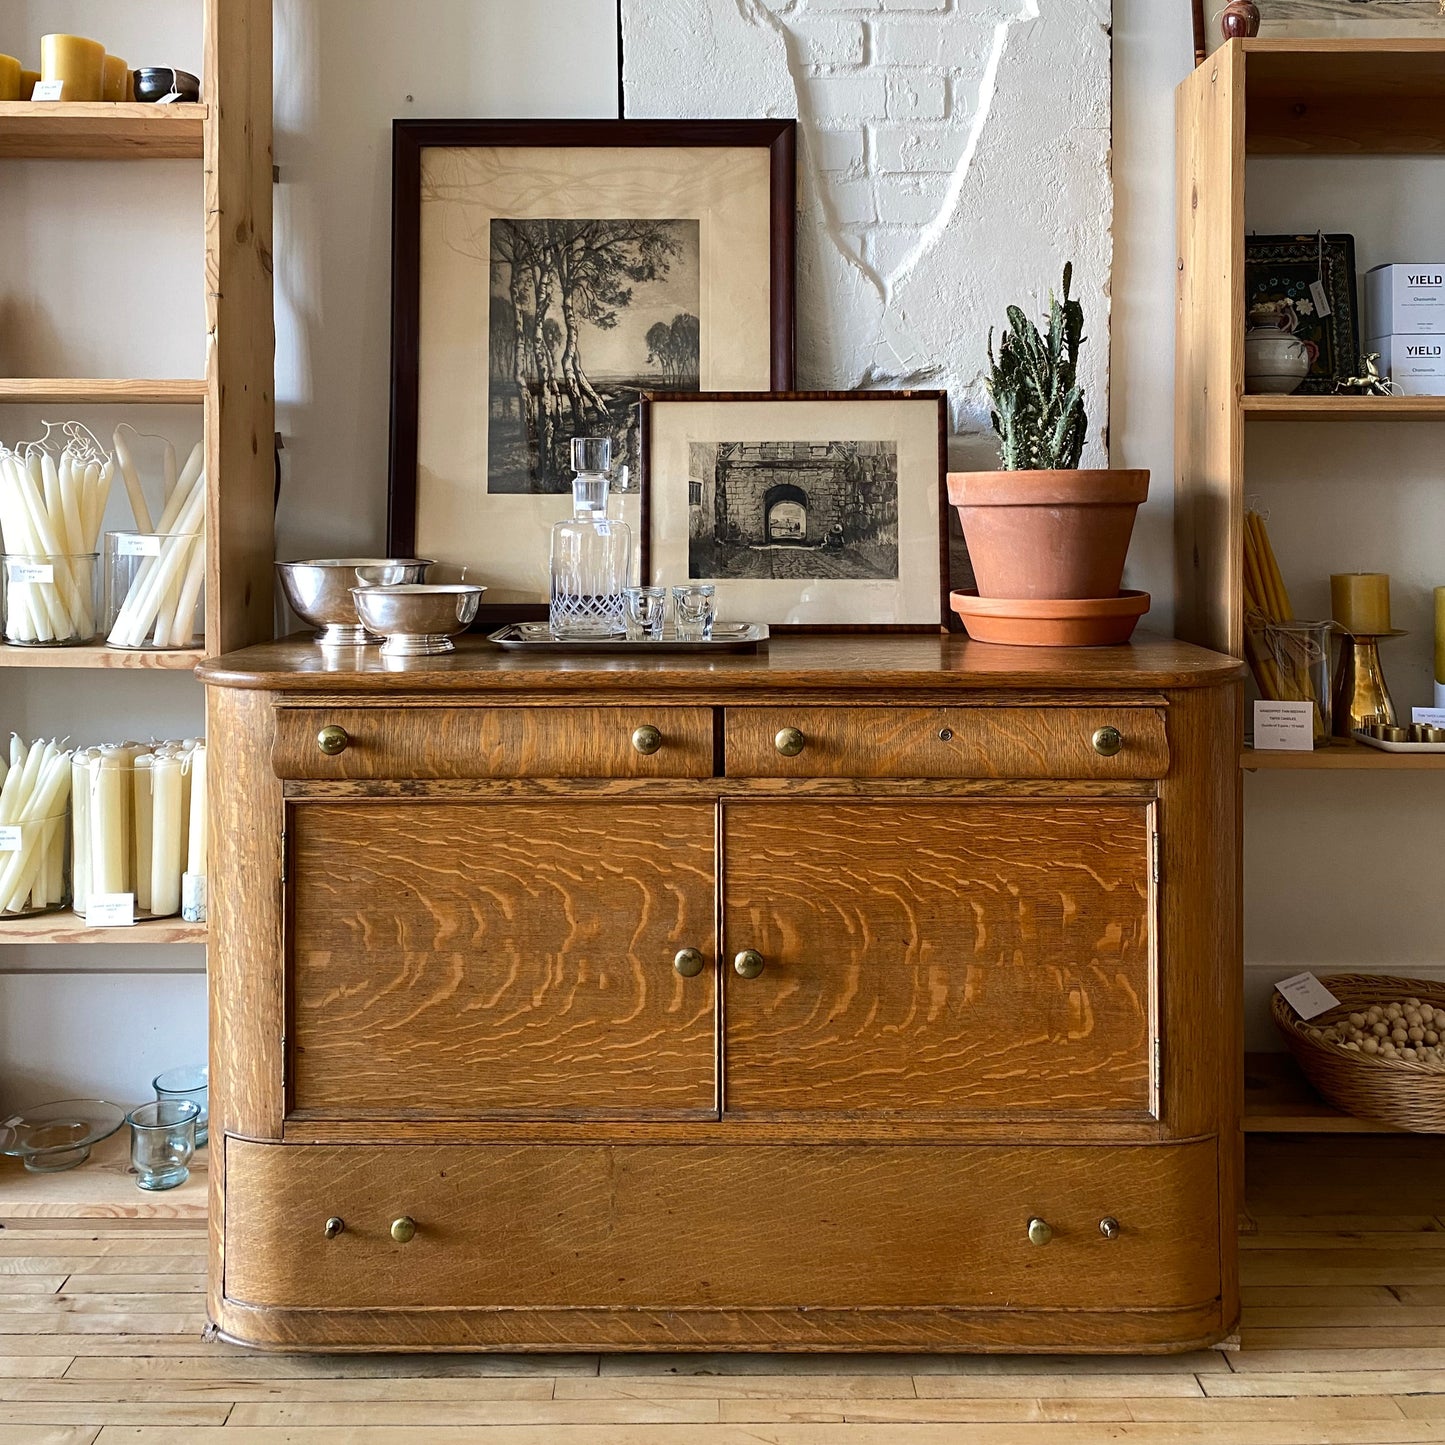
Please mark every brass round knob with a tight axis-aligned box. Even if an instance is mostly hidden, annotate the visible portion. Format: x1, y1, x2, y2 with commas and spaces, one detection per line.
632, 725, 663, 756
316, 724, 350, 756
774, 727, 805, 758
1092, 726, 1123, 757
733, 949, 765, 979
390, 1216, 417, 1244
673, 947, 706, 979
1027, 1217, 1054, 1246
323, 1216, 345, 1239
1099, 1216, 1121, 1240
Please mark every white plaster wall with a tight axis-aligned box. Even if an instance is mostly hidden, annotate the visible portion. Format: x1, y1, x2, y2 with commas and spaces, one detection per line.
621, 0, 1114, 470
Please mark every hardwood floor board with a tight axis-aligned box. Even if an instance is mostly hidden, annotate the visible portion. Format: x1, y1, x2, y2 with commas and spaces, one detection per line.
0, 1243, 204, 1260
1203, 1369, 1445, 1396
0, 1338, 216, 1358
713, 1398, 1131, 1423
1121, 1396, 1409, 1422
0, 1260, 202, 1278
54, 1278, 203, 1297
1249, 1308, 1445, 1328
0, 1367, 70, 1383
912, 1374, 1206, 1400
1397, 1288, 1445, 1306
0, 1298, 207, 1317
1244, 1232, 1445, 1250
0, 1290, 61, 1302
228, 1400, 720, 1426
0, 1404, 229, 1427
0, 1429, 97, 1445
0, 1379, 556, 1404
557, 1375, 918, 1400
0, 1315, 205, 1337
1243, 1329, 1445, 1349
1396, 1398, 1445, 1421
594, 1352, 1230, 1378
1245, 1217, 1444, 1236
1240, 1286, 1403, 1308
66, 1354, 601, 1380
1240, 1252, 1445, 1286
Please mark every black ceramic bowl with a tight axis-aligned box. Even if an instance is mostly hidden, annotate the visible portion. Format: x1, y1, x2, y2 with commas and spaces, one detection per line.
133, 67, 201, 103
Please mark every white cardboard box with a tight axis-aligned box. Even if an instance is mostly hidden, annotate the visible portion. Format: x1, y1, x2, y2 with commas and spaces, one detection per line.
1377, 334, 1445, 396
1366, 263, 1445, 339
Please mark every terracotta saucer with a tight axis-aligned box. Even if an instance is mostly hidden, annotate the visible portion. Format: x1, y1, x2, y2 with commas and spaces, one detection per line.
950, 589, 1151, 647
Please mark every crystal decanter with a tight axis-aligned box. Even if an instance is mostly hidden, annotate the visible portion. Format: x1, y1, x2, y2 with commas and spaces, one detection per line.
549, 436, 631, 640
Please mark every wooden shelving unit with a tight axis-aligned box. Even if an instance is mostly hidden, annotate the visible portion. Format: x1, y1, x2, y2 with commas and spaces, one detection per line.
1177, 39, 1445, 1133
0, 914, 205, 946
0, 5, 274, 953
0, 1129, 207, 1220
0, 101, 205, 160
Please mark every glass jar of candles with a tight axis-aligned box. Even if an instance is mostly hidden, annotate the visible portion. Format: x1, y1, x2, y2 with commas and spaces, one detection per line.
2, 554, 100, 646
0, 811, 71, 917
104, 532, 205, 650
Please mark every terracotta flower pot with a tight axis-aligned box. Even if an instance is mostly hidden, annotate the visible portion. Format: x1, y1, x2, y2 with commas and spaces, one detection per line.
947, 469, 1149, 601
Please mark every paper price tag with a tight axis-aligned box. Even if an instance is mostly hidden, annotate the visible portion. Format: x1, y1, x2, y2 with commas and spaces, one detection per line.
6, 562, 53, 585
1253, 700, 1314, 752
1309, 278, 1333, 319
117, 535, 163, 558
1412, 708, 1445, 727
31, 80, 65, 102
1276, 971, 1342, 1022
86, 893, 136, 929
0, 826, 21, 853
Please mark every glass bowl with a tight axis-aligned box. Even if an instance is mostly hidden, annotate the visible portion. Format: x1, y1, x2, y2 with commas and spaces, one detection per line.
153, 1064, 208, 1146
0, 1099, 126, 1172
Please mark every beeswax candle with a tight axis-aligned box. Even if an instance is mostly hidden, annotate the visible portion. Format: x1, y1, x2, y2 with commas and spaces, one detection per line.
150, 754, 183, 918
21, 70, 39, 100
1330, 573, 1392, 635
101, 55, 129, 103
40, 35, 104, 102
0, 56, 21, 102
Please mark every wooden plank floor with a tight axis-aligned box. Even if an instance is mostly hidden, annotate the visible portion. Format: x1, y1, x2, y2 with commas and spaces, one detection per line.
0, 1136, 1440, 1443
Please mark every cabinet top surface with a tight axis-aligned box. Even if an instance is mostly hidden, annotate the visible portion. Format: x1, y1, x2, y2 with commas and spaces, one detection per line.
198, 632, 1242, 695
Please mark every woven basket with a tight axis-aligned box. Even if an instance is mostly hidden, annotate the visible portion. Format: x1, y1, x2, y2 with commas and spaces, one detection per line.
1271, 974, 1445, 1133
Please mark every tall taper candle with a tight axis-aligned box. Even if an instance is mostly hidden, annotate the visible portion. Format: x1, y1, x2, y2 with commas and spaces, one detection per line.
1435, 587, 1445, 709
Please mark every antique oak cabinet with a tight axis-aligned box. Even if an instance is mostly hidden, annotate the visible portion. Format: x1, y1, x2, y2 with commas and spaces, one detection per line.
199, 634, 1243, 1353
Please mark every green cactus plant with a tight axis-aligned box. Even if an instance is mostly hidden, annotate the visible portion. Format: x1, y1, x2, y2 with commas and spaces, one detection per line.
986, 263, 1088, 471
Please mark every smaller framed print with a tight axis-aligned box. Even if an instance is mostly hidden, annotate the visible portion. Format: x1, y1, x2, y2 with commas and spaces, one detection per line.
640, 391, 948, 630
1245, 233, 1360, 393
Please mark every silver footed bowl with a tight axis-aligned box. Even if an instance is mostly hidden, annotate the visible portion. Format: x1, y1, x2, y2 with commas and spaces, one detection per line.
351, 583, 487, 657
277, 558, 432, 646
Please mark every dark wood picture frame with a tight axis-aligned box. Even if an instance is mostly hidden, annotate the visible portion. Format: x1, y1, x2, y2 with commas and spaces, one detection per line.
386, 118, 797, 622
638, 390, 949, 633
1244, 233, 1361, 394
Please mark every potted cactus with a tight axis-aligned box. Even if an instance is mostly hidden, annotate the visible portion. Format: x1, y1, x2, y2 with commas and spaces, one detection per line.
948, 265, 1148, 612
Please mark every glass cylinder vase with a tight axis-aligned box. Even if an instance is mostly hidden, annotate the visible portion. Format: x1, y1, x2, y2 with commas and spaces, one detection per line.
104, 532, 205, 651
2, 554, 99, 646
0, 811, 71, 917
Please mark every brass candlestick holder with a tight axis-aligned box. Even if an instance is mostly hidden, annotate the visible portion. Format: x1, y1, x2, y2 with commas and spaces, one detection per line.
1332, 629, 1404, 738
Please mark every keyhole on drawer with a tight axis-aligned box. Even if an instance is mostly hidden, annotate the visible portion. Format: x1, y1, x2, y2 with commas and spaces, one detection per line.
938, 727, 954, 742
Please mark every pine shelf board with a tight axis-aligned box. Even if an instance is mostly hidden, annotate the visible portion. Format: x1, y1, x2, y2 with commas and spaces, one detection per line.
0, 913, 206, 946
1242, 738, 1445, 770
0, 102, 206, 160
1242, 394, 1445, 422
1244, 1051, 1404, 1134
0, 378, 206, 405
0, 1128, 207, 1220
0, 644, 202, 671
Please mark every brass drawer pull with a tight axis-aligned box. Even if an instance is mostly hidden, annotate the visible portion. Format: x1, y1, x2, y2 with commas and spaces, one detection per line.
1027, 1217, 1054, 1246
1092, 726, 1123, 757
632, 724, 663, 756
390, 1216, 417, 1244
316, 724, 350, 756
733, 949, 765, 979
1099, 1216, 1121, 1240
774, 727, 805, 757
673, 947, 706, 979
323, 1216, 344, 1239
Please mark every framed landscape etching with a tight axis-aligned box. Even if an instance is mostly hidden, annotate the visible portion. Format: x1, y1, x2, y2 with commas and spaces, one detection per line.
640, 391, 948, 630
388, 119, 796, 614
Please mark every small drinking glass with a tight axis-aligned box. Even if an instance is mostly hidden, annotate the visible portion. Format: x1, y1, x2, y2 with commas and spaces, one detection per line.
153, 1064, 208, 1146
623, 585, 667, 641
127, 1099, 198, 1191
672, 584, 716, 642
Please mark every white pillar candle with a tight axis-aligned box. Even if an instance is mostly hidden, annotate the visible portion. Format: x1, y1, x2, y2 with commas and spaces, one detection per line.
150, 754, 183, 918
132, 754, 154, 915
90, 747, 128, 897
70, 749, 94, 913
186, 744, 207, 877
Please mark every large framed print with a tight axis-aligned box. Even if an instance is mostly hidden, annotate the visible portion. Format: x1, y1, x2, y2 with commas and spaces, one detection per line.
388, 119, 796, 616
640, 391, 948, 631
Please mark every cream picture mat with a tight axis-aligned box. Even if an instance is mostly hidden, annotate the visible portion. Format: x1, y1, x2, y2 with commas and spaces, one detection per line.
414, 145, 774, 604
648, 397, 943, 627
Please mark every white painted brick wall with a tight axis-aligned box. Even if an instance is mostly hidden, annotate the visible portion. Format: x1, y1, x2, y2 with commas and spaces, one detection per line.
621, 0, 1113, 459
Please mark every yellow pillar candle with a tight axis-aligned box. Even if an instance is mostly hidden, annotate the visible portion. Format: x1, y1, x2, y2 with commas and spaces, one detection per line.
1330, 572, 1392, 635
39, 34, 105, 102
101, 55, 129, 103
21, 71, 40, 100
0, 55, 22, 102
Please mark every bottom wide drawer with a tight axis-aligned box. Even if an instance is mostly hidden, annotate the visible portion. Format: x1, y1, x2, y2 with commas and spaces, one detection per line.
223, 1139, 1220, 1313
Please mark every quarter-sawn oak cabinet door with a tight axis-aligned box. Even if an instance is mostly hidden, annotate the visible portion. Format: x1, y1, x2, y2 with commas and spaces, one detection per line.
286, 801, 717, 1119
721, 800, 1155, 1117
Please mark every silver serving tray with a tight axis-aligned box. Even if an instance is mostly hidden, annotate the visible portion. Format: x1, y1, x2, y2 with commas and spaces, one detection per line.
1353, 729, 1445, 754
488, 622, 769, 654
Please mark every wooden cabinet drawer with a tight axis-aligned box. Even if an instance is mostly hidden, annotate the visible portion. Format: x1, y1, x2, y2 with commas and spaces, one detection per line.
287, 801, 717, 1118
224, 1139, 1219, 1313
722, 800, 1155, 1117
273, 706, 714, 779
725, 706, 1168, 779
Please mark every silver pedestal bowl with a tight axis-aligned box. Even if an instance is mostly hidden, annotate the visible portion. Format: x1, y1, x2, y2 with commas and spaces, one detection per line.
277, 558, 433, 646
351, 583, 488, 657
